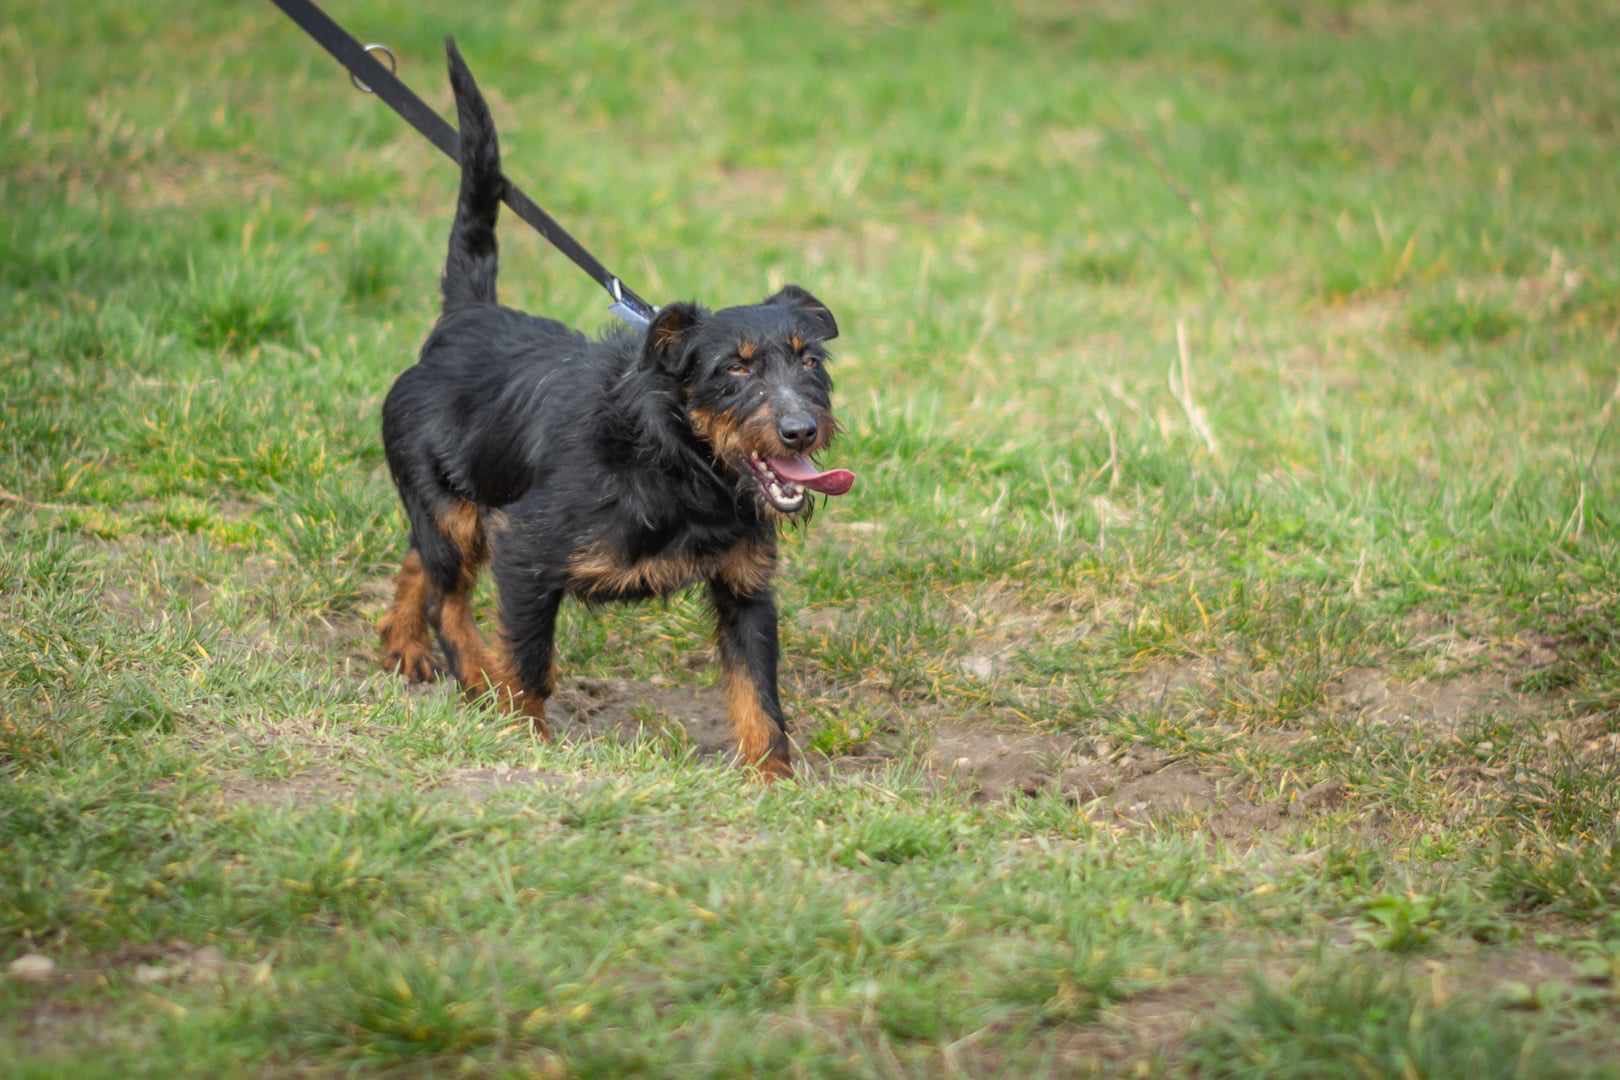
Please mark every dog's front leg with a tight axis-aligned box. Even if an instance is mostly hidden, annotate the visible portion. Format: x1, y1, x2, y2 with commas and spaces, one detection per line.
709, 580, 792, 779
489, 585, 563, 738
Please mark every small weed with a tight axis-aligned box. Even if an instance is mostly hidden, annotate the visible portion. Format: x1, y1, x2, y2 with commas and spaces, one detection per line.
1353, 892, 1437, 953
804, 704, 883, 757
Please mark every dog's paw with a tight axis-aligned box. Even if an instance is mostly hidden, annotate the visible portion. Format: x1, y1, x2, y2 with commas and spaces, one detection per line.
383, 644, 441, 684
755, 756, 793, 783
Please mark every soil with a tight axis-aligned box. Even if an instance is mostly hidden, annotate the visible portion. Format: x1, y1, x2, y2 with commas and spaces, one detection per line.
1331, 666, 1526, 730
551, 677, 739, 757
540, 679, 1334, 842
212, 576, 1587, 849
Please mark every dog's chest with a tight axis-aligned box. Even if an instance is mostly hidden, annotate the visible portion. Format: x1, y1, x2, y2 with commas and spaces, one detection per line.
565, 536, 776, 600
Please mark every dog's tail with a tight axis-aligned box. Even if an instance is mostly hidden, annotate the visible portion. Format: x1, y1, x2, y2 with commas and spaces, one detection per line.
441, 38, 503, 312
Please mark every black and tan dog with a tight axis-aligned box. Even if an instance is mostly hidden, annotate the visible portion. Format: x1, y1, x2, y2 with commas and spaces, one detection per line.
377, 42, 854, 779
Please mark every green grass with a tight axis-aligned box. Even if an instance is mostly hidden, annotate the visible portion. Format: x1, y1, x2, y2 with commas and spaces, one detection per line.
4, 0, 1620, 1073
1186, 963, 1583, 1078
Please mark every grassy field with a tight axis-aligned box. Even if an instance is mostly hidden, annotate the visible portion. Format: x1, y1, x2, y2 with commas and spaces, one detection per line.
4, 0, 1620, 1074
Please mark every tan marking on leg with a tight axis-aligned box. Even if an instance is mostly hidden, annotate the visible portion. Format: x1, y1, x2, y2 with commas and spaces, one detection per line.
436, 500, 488, 586
378, 550, 437, 683
439, 593, 550, 738
724, 666, 791, 780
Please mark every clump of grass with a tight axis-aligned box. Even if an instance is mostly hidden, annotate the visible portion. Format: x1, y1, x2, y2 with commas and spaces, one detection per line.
827, 809, 961, 867
1557, 272, 1620, 331
1186, 965, 1573, 1078
341, 226, 406, 306
104, 673, 178, 735
1489, 748, 1620, 915
1059, 239, 1139, 285
993, 919, 1132, 1023
1317, 262, 1371, 304
1407, 295, 1523, 347
289, 945, 509, 1062
176, 259, 301, 353
49, 306, 116, 363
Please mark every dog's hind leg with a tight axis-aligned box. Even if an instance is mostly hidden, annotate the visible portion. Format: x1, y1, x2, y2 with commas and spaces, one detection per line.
710, 580, 792, 780
378, 549, 440, 683
455, 582, 560, 737
417, 497, 488, 673
378, 483, 476, 684
418, 499, 554, 737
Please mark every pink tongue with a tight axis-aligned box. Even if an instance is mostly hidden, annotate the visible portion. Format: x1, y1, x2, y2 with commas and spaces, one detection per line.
769, 455, 856, 496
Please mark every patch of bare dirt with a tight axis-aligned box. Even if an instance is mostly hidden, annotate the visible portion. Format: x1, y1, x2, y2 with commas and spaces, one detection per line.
551, 677, 738, 757
1115, 654, 1227, 717
216, 767, 352, 808
925, 729, 1078, 801
272, 659, 1349, 841
1331, 666, 1527, 730
12, 940, 249, 988
1439, 945, 1579, 988
8, 941, 271, 1054
924, 724, 1344, 840
1315, 294, 1402, 337
1022, 974, 1239, 1075
1546, 713, 1620, 761
695, 165, 788, 212
944, 581, 1108, 684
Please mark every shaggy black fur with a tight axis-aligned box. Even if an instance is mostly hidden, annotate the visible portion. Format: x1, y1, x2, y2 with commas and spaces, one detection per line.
377, 40, 847, 778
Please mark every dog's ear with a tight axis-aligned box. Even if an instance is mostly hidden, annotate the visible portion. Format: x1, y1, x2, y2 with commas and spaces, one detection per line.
764, 284, 838, 342
644, 302, 703, 377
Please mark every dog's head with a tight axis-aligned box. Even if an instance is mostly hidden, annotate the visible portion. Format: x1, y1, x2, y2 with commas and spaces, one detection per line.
645, 285, 854, 517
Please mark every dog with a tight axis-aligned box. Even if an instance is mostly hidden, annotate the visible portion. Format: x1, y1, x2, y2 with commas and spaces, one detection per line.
376, 41, 854, 779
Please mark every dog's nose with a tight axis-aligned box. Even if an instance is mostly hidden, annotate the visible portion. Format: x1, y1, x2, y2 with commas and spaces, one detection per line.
777, 412, 818, 451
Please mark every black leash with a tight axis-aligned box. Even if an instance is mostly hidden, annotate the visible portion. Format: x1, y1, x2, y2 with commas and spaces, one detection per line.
267, 0, 656, 326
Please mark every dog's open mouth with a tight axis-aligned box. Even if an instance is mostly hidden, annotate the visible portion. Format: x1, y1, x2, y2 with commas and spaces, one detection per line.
748, 453, 856, 512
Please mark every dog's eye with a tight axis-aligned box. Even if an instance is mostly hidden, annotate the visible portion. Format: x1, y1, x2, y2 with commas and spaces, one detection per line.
726, 361, 751, 377
802, 354, 822, 370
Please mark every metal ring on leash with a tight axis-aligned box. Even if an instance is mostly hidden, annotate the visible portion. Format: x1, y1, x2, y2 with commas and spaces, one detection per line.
349, 43, 396, 94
